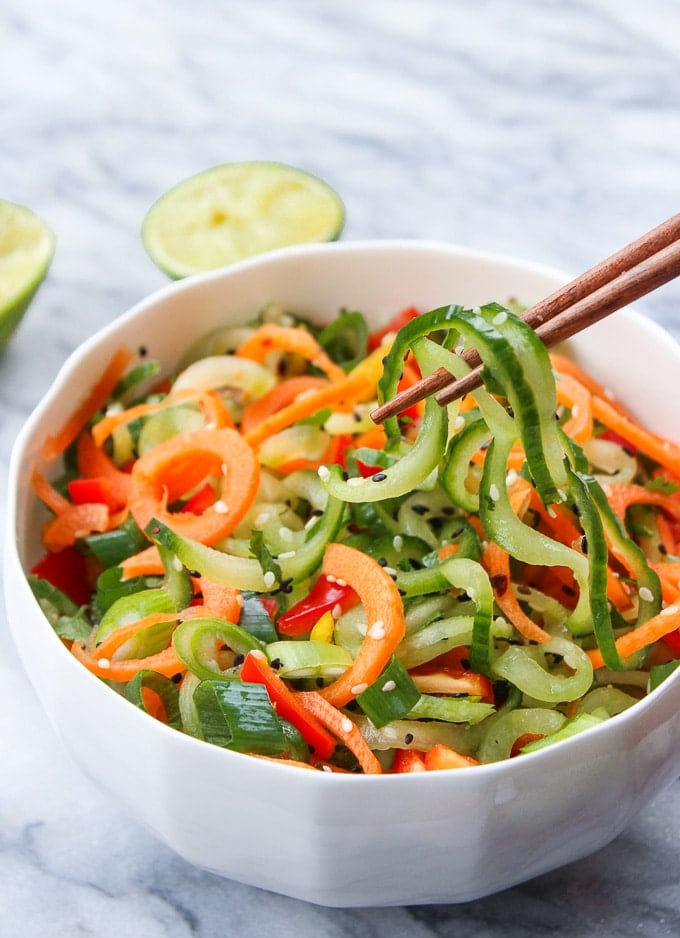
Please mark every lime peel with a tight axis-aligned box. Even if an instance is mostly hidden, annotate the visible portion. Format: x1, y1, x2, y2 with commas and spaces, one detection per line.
141, 161, 345, 279
0, 199, 55, 348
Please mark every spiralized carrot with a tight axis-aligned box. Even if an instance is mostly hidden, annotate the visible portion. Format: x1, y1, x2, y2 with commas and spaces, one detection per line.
71, 611, 184, 681
317, 543, 406, 708
41, 347, 135, 460
128, 427, 260, 545
296, 691, 382, 774
482, 542, 552, 644
588, 603, 680, 669
235, 322, 346, 383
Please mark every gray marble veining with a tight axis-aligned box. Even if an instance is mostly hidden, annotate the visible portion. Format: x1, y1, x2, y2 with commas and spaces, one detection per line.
2, 1, 680, 934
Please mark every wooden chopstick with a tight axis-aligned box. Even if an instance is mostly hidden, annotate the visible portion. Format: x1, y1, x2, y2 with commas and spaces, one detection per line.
371, 212, 680, 422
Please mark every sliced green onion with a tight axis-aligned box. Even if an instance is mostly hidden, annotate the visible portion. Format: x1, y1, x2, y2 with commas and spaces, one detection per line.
192, 679, 290, 756
265, 639, 352, 680
356, 656, 421, 728
409, 694, 495, 725
172, 617, 262, 681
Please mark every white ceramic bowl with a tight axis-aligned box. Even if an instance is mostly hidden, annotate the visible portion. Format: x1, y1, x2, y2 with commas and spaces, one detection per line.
6, 241, 680, 908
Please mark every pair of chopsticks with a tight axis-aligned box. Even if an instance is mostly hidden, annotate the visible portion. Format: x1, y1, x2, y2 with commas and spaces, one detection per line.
371, 212, 680, 423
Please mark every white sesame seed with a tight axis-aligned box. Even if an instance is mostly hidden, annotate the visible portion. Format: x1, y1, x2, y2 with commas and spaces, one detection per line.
278, 526, 293, 542
492, 310, 508, 326
172, 555, 183, 572
660, 605, 679, 617
263, 571, 276, 589
105, 402, 124, 416
325, 574, 337, 583
304, 515, 320, 530
454, 343, 465, 355
347, 477, 364, 487
392, 535, 403, 551
331, 603, 342, 620
382, 680, 397, 692
506, 469, 518, 485
571, 404, 580, 419
489, 483, 500, 501
351, 683, 368, 696
335, 578, 347, 587
317, 465, 330, 481
341, 717, 354, 733
278, 551, 295, 560
368, 620, 386, 640
454, 415, 465, 431
639, 587, 654, 603
97, 658, 111, 669
204, 421, 217, 431
321, 764, 333, 773
382, 567, 397, 578
213, 500, 229, 514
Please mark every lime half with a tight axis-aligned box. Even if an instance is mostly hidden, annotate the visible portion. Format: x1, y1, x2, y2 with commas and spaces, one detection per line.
141, 161, 345, 278
0, 199, 55, 348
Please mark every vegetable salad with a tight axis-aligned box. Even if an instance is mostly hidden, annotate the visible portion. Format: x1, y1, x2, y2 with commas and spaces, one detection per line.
29, 302, 680, 773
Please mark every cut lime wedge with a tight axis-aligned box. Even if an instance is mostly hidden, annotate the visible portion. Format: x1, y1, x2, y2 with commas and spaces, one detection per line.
0, 199, 55, 348
141, 161, 345, 279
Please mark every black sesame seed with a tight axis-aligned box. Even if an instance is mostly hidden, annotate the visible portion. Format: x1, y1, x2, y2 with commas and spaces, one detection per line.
411, 503, 429, 515
658, 543, 668, 555
270, 658, 282, 670
138, 345, 148, 357
378, 557, 388, 566
372, 472, 387, 482
233, 653, 245, 667
404, 733, 414, 745
562, 584, 577, 597
580, 535, 588, 554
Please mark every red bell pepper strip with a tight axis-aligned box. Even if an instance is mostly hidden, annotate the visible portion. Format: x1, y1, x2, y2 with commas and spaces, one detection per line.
392, 749, 427, 773
30, 546, 92, 606
67, 477, 120, 511
276, 574, 358, 636
240, 650, 337, 760
368, 306, 420, 351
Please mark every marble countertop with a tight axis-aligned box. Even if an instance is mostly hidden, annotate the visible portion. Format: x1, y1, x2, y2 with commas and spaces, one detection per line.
2, 1, 680, 934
